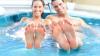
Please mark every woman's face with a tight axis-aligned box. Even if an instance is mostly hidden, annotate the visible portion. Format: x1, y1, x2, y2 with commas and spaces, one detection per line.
33, 1, 44, 17
52, 0, 66, 15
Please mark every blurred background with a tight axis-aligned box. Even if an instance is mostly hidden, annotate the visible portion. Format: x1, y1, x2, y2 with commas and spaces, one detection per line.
0, 0, 100, 14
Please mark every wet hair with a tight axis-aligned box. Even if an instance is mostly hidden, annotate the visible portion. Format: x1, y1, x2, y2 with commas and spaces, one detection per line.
51, 0, 64, 2
32, 0, 44, 8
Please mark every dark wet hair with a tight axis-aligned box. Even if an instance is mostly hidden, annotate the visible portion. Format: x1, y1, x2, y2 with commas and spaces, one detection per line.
51, 0, 64, 2
32, 0, 44, 8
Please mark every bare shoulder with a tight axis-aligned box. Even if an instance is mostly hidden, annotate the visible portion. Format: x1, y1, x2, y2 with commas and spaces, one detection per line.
44, 16, 52, 25
44, 15, 55, 25
46, 15, 56, 20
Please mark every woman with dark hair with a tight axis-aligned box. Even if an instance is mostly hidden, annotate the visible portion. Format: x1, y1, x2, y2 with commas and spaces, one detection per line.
19, 0, 57, 49
24, 0, 45, 49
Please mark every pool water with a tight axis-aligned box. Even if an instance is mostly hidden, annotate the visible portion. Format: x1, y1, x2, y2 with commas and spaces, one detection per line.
0, 22, 100, 56
0, 11, 100, 56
